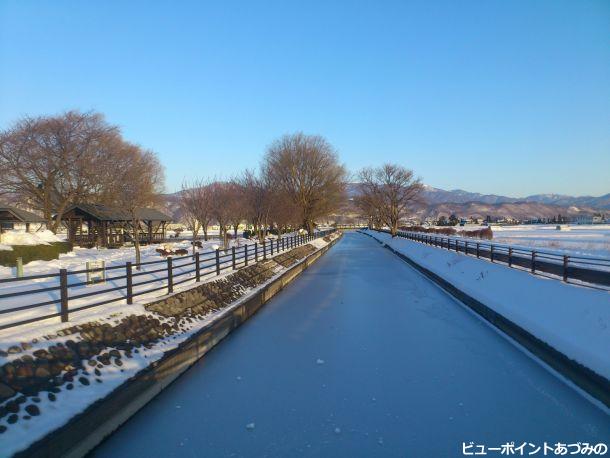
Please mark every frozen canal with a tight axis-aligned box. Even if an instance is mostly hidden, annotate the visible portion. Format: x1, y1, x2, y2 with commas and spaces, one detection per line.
94, 232, 610, 457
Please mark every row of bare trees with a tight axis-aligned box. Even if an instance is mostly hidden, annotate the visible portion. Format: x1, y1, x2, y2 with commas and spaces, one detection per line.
180, 133, 347, 252
179, 145, 425, 247
1, 110, 423, 255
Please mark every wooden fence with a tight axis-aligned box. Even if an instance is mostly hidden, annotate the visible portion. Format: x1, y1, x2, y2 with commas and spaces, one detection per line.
0, 231, 334, 331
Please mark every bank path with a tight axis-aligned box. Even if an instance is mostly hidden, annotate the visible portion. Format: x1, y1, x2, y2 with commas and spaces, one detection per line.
94, 232, 610, 457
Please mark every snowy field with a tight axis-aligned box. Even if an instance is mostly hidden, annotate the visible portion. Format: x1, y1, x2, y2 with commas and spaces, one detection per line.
1, 235, 246, 279
488, 225, 610, 258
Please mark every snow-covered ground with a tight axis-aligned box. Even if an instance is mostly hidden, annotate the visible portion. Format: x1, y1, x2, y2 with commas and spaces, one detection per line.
0, 230, 63, 251
363, 229, 610, 383
0, 232, 340, 456
0, 232, 305, 330
485, 225, 610, 258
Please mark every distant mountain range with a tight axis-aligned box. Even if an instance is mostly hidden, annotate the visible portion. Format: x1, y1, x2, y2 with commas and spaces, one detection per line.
346, 183, 610, 210
344, 184, 609, 221
420, 185, 610, 209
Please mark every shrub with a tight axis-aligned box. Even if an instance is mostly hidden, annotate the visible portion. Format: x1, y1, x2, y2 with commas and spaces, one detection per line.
0, 242, 73, 267
400, 226, 457, 236
399, 225, 492, 239
459, 227, 493, 240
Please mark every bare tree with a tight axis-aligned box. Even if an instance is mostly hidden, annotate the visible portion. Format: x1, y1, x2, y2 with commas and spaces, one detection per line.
179, 178, 215, 255
113, 146, 165, 266
0, 111, 125, 232
239, 169, 272, 242
269, 191, 300, 235
263, 133, 346, 233
180, 180, 202, 256
209, 181, 232, 250
357, 164, 423, 236
353, 193, 383, 230
226, 179, 246, 237
195, 181, 214, 242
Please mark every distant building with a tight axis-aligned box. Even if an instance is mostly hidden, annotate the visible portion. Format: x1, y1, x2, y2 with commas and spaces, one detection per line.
574, 214, 605, 225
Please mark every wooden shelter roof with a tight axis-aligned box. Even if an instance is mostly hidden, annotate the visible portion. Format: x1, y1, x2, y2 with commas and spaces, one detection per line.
0, 207, 46, 223
63, 204, 172, 222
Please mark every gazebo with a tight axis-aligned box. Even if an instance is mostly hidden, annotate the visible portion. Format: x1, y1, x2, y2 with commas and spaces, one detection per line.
60, 204, 173, 247
0, 206, 46, 233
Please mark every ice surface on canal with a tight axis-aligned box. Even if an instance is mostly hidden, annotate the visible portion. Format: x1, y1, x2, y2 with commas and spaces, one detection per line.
95, 233, 610, 457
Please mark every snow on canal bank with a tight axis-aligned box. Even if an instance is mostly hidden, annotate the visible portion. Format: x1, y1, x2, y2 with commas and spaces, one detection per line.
0, 233, 340, 457
362, 229, 610, 383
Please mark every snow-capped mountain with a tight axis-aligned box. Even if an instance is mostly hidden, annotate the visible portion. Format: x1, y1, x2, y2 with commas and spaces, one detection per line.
421, 186, 610, 209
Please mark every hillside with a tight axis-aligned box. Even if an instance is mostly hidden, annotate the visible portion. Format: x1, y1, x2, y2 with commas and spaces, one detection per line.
421, 186, 610, 210
412, 201, 599, 221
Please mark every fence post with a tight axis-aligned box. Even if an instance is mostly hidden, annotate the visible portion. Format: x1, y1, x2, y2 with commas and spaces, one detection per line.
16, 257, 23, 278
490, 245, 494, 263
282, 237, 285, 251
255, 243, 258, 262
216, 249, 221, 275
476, 243, 480, 258
244, 245, 248, 266
508, 247, 513, 267
195, 252, 201, 281
232, 247, 236, 269
563, 255, 568, 282
167, 257, 173, 293
531, 251, 536, 274
263, 241, 267, 260
126, 262, 133, 304
271, 239, 274, 256
60, 268, 69, 323
465, 240, 468, 255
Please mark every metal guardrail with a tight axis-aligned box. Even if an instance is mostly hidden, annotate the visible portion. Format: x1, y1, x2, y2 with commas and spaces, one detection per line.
0, 230, 335, 330
371, 229, 610, 290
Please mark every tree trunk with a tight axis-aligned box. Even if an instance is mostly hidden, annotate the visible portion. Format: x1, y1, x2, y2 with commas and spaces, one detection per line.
221, 226, 229, 250
133, 217, 141, 269
191, 222, 199, 257
305, 219, 314, 235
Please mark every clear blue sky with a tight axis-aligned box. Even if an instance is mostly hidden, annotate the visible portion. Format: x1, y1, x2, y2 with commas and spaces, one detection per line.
1, 0, 609, 196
